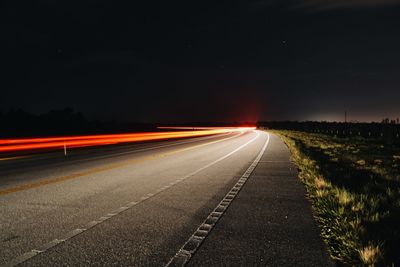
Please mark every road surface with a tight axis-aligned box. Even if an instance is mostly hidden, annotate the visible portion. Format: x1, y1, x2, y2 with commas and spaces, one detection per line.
0, 130, 331, 266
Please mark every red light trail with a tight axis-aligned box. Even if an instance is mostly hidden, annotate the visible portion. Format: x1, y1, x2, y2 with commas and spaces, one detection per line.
0, 128, 255, 153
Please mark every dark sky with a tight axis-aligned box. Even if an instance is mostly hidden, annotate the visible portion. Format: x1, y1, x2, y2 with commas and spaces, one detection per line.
2, 0, 400, 123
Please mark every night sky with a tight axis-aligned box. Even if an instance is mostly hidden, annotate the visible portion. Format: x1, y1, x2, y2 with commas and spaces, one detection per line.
2, 0, 400, 123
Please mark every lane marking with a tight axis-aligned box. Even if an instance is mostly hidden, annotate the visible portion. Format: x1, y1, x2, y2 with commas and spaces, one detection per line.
258, 160, 289, 163
165, 132, 270, 267
71, 132, 233, 161
65, 132, 235, 163
0, 155, 32, 161
0, 131, 245, 196
4, 131, 261, 267
0, 132, 232, 168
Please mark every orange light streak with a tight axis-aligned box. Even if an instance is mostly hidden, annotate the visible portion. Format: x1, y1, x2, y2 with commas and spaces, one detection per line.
0, 128, 255, 153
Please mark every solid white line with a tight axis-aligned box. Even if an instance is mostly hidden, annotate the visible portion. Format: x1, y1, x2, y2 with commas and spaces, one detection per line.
4, 130, 260, 267
165, 132, 270, 267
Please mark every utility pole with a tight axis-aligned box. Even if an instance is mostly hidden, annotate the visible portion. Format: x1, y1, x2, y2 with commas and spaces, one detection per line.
64, 140, 67, 156
345, 110, 347, 123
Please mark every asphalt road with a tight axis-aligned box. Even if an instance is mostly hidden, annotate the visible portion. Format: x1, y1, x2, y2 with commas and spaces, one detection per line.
0, 130, 331, 266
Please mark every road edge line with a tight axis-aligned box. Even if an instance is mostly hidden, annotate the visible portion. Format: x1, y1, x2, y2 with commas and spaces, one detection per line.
165, 131, 270, 267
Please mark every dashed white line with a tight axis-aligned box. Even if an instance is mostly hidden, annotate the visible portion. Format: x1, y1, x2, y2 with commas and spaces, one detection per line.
5, 130, 261, 267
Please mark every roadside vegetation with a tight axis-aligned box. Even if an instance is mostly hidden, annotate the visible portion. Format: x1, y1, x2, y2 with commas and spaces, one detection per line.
272, 130, 400, 266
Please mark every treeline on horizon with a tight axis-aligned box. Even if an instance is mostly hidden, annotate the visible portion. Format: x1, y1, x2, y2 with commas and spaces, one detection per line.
258, 121, 400, 143
1, 108, 399, 141
0, 108, 157, 138
0, 108, 253, 138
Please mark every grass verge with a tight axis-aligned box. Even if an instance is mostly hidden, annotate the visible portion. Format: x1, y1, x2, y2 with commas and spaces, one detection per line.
271, 130, 400, 266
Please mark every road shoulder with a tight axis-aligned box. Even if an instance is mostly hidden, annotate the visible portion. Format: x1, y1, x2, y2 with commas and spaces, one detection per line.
187, 133, 333, 266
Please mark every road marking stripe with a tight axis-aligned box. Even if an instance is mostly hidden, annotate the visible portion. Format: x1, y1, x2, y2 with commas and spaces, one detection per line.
165, 132, 270, 267
53, 132, 235, 165
0, 133, 231, 166
4, 131, 260, 267
0, 155, 31, 161
0, 131, 244, 196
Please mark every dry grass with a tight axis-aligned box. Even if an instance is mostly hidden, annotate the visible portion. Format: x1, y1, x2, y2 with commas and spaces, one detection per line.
337, 189, 353, 206
272, 130, 400, 266
359, 245, 381, 266
315, 176, 331, 190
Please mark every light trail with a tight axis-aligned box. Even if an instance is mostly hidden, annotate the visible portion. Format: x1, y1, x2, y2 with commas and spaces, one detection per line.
0, 132, 204, 145
156, 126, 256, 131
0, 128, 255, 153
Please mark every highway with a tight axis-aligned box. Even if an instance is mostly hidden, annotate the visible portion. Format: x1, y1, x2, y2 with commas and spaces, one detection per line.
0, 129, 332, 266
